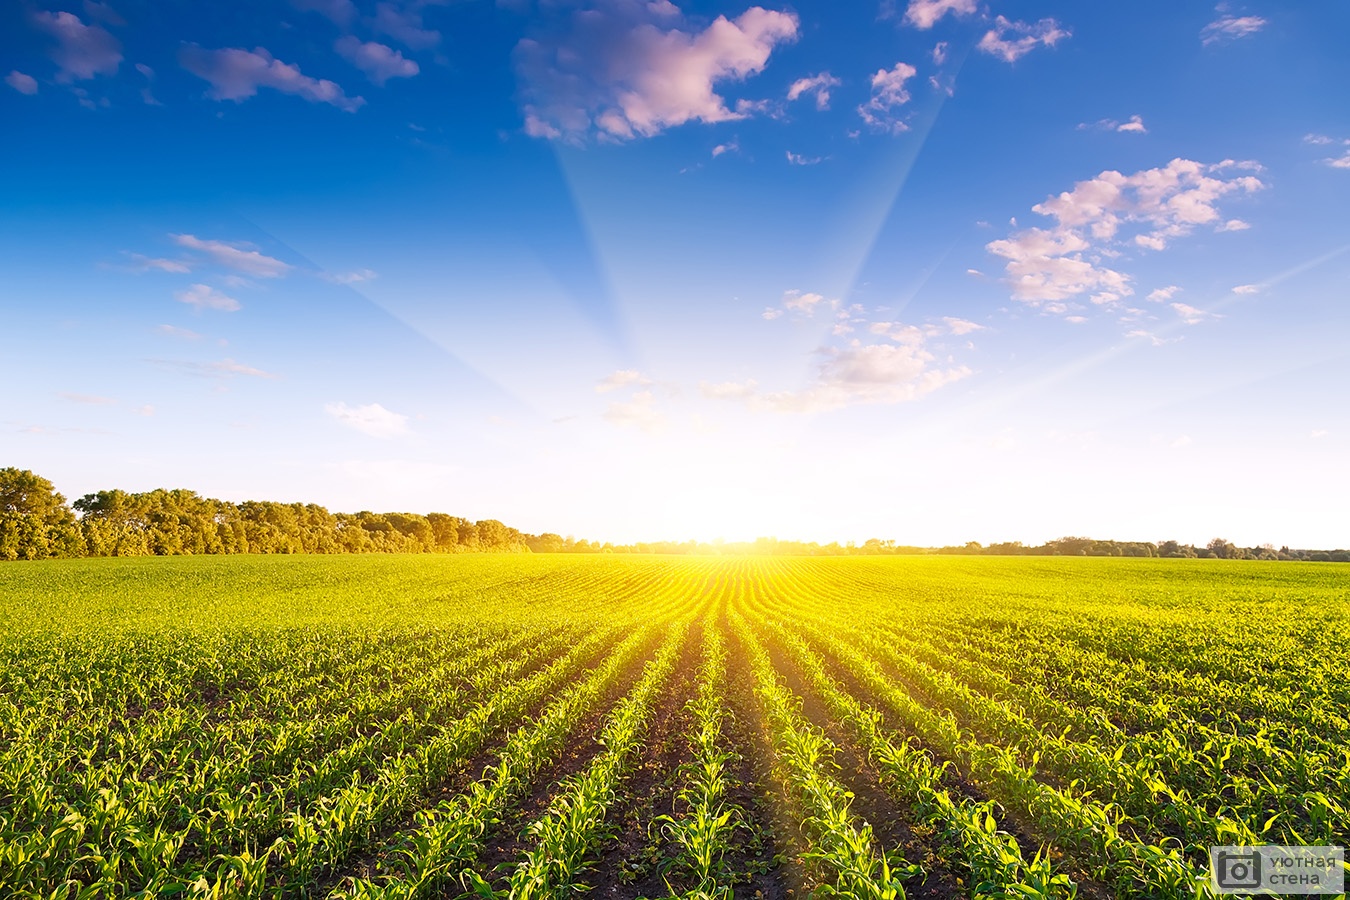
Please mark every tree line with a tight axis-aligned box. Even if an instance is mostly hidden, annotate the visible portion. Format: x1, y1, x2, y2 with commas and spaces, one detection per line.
931, 536, 1350, 562
2, 468, 1345, 562
0, 468, 529, 560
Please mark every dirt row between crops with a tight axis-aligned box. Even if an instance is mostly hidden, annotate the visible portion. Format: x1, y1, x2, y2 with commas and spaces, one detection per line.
321, 625, 661, 891
772, 623, 1115, 900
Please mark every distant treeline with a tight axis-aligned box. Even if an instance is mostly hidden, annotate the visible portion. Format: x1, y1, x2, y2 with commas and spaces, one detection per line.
0, 468, 530, 560
930, 536, 1350, 563
2, 468, 1346, 562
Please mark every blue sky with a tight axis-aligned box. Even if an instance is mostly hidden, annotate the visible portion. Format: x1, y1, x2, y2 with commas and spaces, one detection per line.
3, 0, 1348, 546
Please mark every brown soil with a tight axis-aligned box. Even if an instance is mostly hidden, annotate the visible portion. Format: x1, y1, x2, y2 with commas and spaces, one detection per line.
581, 634, 699, 898
757, 629, 965, 900
467, 631, 678, 889
321, 629, 654, 892
792, 627, 1114, 900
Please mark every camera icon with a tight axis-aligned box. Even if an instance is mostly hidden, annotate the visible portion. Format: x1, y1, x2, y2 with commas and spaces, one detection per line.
1216, 850, 1263, 889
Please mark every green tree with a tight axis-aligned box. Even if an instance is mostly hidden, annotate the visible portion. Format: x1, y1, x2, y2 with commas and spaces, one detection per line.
0, 468, 81, 560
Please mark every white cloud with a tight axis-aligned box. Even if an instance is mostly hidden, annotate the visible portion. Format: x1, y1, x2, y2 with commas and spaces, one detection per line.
786, 150, 823, 166
324, 401, 410, 438
516, 3, 798, 141
1326, 152, 1350, 170
129, 253, 192, 273
323, 268, 378, 284
1125, 329, 1172, 347
603, 389, 663, 431
1310, 429, 1328, 439
1147, 285, 1180, 302
31, 11, 122, 82
858, 62, 917, 133
172, 234, 291, 277
762, 341, 969, 412
372, 1, 441, 50
902, 0, 977, 30
976, 16, 1070, 63
1216, 218, 1250, 231
1171, 435, 1193, 449
1304, 134, 1334, 146
1201, 11, 1267, 46
942, 316, 984, 335
6, 71, 38, 95
1171, 302, 1218, 324
175, 283, 241, 312
1231, 283, 1262, 294
782, 289, 826, 314
180, 45, 365, 112
786, 72, 841, 110
931, 42, 948, 65
1116, 114, 1147, 133
335, 37, 419, 85
596, 369, 653, 392
987, 158, 1264, 314
1064, 315, 1087, 324
1077, 118, 1113, 131
731, 304, 976, 412
711, 139, 739, 157
156, 324, 203, 340
761, 307, 783, 320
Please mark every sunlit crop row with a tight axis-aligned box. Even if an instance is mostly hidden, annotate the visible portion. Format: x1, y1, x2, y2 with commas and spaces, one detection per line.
1, 554, 1345, 899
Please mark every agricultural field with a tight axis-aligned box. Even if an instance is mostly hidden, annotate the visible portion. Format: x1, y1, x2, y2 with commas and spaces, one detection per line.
0, 554, 1347, 900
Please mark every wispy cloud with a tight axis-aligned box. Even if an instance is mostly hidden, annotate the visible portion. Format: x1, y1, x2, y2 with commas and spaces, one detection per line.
172, 234, 291, 278
977, 16, 1070, 63
603, 389, 663, 431
711, 139, 740, 157
180, 45, 365, 112
175, 283, 241, 312
322, 268, 378, 284
1079, 114, 1147, 134
1317, 137, 1350, 170
516, 2, 798, 141
719, 297, 978, 412
1201, 9, 1267, 46
128, 253, 192, 273
335, 37, 419, 85
150, 358, 275, 379
786, 150, 824, 166
1171, 302, 1220, 324
858, 62, 917, 133
156, 324, 203, 340
31, 10, 121, 82
372, 1, 442, 50
786, 72, 841, 110
783, 289, 827, 315
712, 340, 969, 413
324, 401, 410, 438
6, 71, 38, 95
596, 369, 653, 393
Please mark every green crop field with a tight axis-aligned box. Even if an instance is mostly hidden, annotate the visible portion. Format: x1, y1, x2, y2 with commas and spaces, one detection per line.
1, 555, 1346, 900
